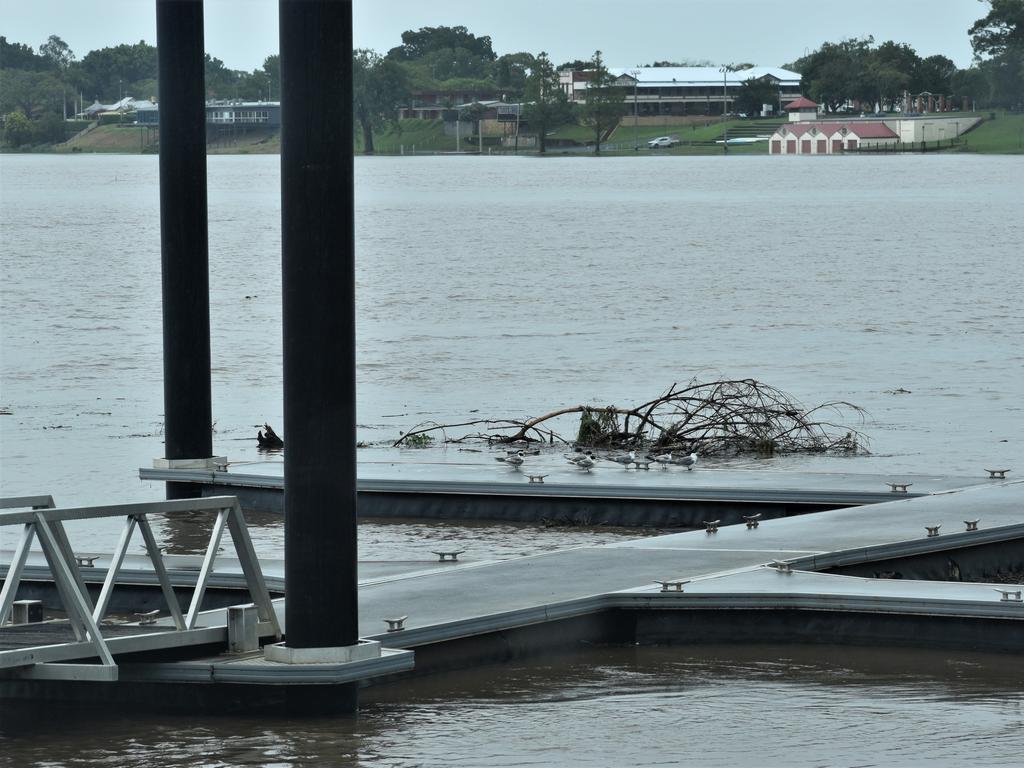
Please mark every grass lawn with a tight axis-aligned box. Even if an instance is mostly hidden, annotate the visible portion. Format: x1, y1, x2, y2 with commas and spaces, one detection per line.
356, 119, 456, 153
956, 111, 1024, 154
601, 117, 779, 154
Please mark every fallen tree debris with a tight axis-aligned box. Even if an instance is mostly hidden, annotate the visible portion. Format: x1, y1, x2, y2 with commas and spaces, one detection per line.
393, 378, 868, 457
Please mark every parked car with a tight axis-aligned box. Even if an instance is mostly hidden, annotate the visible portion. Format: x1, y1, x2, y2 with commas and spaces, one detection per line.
647, 136, 676, 148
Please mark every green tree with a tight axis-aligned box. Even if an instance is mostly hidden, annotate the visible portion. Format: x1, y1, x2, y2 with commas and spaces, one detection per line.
204, 54, 242, 99
492, 52, 535, 96
969, 0, 1024, 107
970, 0, 1024, 58
0, 36, 49, 70
77, 41, 157, 101
353, 49, 409, 154
916, 54, 958, 95
790, 37, 875, 112
557, 59, 591, 71
39, 34, 74, 70
579, 50, 624, 155
388, 25, 496, 62
733, 76, 781, 116
38, 35, 76, 118
2, 110, 33, 146
868, 41, 919, 111
0, 68, 63, 117
522, 51, 570, 153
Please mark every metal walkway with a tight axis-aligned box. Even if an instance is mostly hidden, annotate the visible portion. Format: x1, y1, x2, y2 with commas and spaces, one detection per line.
0, 496, 280, 681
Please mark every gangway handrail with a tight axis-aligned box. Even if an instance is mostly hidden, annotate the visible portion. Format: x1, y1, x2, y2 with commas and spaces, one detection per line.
0, 495, 281, 680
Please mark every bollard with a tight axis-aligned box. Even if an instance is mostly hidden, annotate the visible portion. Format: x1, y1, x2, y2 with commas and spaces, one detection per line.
886, 482, 912, 493
964, 519, 980, 532
984, 469, 1009, 479
743, 514, 761, 529
432, 550, 465, 562
656, 580, 689, 592
703, 520, 720, 534
12, 599, 43, 624
384, 616, 408, 632
228, 603, 260, 653
925, 525, 941, 538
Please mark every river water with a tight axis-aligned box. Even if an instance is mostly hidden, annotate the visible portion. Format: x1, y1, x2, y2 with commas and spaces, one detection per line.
1, 153, 1023, 764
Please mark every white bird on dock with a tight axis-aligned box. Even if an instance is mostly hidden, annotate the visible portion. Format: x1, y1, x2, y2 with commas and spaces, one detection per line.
575, 454, 596, 471
565, 451, 595, 466
650, 451, 673, 469
608, 450, 636, 468
676, 452, 699, 470
504, 451, 525, 468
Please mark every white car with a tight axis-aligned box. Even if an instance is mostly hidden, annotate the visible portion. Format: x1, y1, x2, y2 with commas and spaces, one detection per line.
647, 136, 676, 148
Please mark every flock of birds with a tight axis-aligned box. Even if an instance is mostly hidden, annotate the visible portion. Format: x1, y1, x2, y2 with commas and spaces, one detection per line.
496, 448, 698, 473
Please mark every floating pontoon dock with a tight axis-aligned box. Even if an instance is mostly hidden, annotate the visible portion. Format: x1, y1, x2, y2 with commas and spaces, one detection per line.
139, 461, 985, 526
3, 475, 1021, 710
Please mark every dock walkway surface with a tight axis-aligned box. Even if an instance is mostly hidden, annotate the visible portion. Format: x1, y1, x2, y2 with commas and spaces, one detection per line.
2, 474, 1022, 692
139, 459, 990, 524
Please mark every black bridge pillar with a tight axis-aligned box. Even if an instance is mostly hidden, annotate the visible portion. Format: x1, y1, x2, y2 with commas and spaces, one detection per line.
279, 0, 358, 687
156, 0, 213, 499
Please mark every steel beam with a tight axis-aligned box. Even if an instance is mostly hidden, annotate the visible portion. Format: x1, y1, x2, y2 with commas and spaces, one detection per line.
156, 0, 213, 499
279, 0, 359, 652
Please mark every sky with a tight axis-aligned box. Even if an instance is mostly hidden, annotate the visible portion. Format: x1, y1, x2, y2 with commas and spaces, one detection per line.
0, 0, 984, 73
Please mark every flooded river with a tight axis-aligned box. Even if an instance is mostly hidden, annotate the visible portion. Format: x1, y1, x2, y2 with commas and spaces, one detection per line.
1, 153, 1023, 764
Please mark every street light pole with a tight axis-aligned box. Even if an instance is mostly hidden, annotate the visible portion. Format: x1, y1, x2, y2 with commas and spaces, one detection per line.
631, 68, 640, 150
719, 65, 730, 118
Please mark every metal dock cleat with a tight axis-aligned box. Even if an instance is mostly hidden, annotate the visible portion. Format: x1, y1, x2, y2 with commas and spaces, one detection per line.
886, 482, 912, 493
656, 580, 689, 592
925, 525, 941, 538
384, 616, 408, 632
703, 520, 720, 534
770, 560, 793, 574
432, 550, 465, 562
994, 589, 1022, 603
526, 474, 547, 484
134, 609, 160, 625
964, 519, 980, 532
984, 468, 1010, 479
743, 513, 761, 529
74, 554, 99, 568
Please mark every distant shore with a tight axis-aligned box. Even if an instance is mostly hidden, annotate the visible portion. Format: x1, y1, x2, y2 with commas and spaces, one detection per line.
5, 112, 1022, 156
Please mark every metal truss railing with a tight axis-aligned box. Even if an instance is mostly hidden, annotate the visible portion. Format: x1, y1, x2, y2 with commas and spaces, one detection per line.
0, 495, 281, 680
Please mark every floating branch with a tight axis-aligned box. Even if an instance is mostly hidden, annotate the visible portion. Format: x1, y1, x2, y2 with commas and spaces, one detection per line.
392, 378, 869, 456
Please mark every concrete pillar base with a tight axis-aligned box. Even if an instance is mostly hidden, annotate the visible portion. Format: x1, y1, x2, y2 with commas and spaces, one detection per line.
263, 639, 381, 665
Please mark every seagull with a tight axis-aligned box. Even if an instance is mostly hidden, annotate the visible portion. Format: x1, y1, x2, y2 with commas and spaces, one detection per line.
608, 450, 636, 468
504, 451, 525, 468
565, 451, 595, 466
676, 452, 699, 470
575, 454, 596, 471
650, 451, 673, 469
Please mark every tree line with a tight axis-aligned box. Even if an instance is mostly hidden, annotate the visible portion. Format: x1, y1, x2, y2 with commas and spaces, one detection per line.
2, 0, 1021, 149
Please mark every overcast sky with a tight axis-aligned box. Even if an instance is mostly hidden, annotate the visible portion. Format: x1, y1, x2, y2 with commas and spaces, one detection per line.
1, 0, 983, 72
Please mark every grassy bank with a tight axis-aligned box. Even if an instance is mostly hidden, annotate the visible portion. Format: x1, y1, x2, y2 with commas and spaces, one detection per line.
23, 112, 1024, 156
956, 112, 1024, 154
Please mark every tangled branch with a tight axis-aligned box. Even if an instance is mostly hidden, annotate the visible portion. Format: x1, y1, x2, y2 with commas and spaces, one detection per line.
393, 378, 869, 456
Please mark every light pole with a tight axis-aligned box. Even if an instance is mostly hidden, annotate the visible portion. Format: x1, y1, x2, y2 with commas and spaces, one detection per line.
630, 68, 640, 150
719, 65, 731, 119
